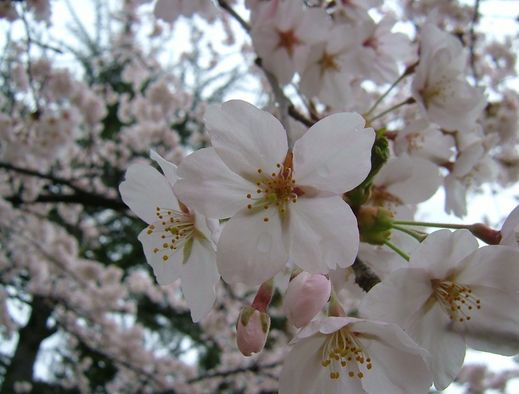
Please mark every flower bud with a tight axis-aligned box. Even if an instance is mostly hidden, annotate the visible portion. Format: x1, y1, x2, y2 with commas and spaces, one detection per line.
283, 271, 331, 328
236, 306, 270, 356
357, 206, 393, 245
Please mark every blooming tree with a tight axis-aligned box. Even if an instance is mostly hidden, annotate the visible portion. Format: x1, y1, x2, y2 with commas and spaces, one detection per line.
1, 0, 519, 393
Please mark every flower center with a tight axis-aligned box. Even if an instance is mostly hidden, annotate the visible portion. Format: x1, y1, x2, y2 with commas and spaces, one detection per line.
432, 279, 481, 323
146, 207, 194, 262
246, 152, 304, 222
276, 29, 301, 57
318, 52, 341, 73
320, 327, 372, 380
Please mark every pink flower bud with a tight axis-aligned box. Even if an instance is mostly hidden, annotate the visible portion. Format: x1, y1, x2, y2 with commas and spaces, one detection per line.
283, 272, 331, 328
236, 306, 270, 356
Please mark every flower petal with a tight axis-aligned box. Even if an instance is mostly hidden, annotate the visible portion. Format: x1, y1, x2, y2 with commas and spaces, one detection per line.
359, 268, 433, 329
407, 302, 466, 390
204, 100, 288, 181
279, 336, 329, 394
457, 245, 519, 291
174, 148, 255, 219
456, 286, 519, 356
288, 196, 359, 273
119, 164, 179, 224
409, 229, 479, 278
293, 112, 375, 193
216, 208, 288, 286
352, 320, 432, 394
138, 228, 182, 285
181, 238, 219, 322
150, 149, 179, 186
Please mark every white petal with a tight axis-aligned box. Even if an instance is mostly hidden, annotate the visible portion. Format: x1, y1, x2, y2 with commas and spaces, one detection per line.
216, 208, 289, 286
378, 156, 442, 204
288, 196, 358, 273
407, 302, 466, 390
359, 268, 432, 329
500, 205, 519, 246
457, 245, 519, 291
181, 238, 219, 322
459, 286, 519, 355
352, 320, 432, 394
174, 148, 254, 218
293, 112, 375, 193
409, 229, 479, 278
150, 149, 179, 186
204, 100, 288, 181
279, 336, 328, 394
119, 164, 179, 224
138, 228, 182, 285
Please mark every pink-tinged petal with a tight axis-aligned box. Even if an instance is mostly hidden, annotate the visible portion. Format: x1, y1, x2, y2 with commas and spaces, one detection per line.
352, 320, 433, 394
174, 148, 255, 219
279, 336, 330, 394
119, 164, 179, 224
138, 228, 182, 285
457, 245, 519, 291
359, 268, 433, 329
407, 302, 466, 390
283, 272, 331, 328
216, 208, 288, 286
409, 229, 479, 278
293, 112, 375, 193
288, 196, 359, 273
150, 149, 178, 186
204, 100, 288, 181
456, 286, 519, 356
180, 238, 219, 322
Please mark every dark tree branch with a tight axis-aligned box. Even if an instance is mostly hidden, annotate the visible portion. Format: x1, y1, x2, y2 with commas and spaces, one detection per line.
469, 0, 481, 85
6, 192, 127, 212
351, 258, 381, 292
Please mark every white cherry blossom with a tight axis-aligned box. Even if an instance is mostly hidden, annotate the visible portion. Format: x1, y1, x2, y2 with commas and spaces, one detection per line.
412, 22, 486, 132
360, 229, 519, 389
174, 100, 375, 286
279, 316, 432, 394
251, 0, 330, 85
119, 151, 220, 322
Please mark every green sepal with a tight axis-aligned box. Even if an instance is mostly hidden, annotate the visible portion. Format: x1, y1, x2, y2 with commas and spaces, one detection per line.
358, 207, 394, 245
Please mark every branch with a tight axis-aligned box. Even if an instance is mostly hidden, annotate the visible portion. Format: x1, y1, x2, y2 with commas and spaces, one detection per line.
469, 0, 481, 85
216, 0, 250, 32
351, 258, 380, 292
5, 192, 127, 211
187, 361, 280, 383
0, 161, 128, 212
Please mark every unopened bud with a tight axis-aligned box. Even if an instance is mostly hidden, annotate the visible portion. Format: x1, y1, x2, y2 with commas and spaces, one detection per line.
469, 223, 502, 245
283, 271, 331, 328
358, 206, 393, 245
236, 306, 270, 356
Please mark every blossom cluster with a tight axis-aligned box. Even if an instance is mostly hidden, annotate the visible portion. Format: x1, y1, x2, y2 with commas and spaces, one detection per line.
1, 0, 519, 393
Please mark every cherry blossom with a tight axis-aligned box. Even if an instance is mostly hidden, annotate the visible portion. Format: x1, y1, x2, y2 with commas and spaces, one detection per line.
412, 22, 486, 132
251, 0, 330, 85
174, 100, 375, 286
360, 229, 519, 389
119, 151, 220, 322
279, 316, 432, 394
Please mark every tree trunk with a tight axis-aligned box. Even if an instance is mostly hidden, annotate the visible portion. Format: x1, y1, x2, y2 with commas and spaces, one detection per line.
1, 296, 55, 394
